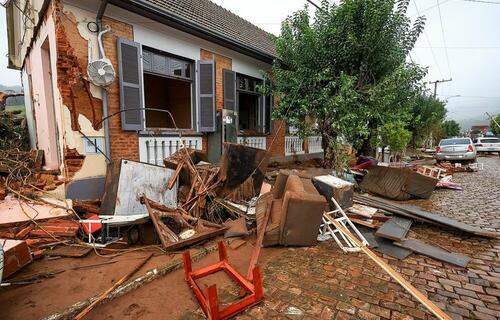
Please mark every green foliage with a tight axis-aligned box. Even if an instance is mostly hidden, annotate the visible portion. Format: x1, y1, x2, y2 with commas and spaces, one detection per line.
378, 121, 412, 152
408, 95, 447, 147
0, 110, 29, 151
442, 120, 461, 138
490, 114, 500, 135
267, 0, 427, 162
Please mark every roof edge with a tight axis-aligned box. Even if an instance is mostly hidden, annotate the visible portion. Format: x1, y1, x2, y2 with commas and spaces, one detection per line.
109, 0, 275, 64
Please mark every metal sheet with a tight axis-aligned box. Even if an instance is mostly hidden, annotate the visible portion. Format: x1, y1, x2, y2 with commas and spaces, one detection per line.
101, 160, 177, 216
398, 239, 470, 267
360, 166, 437, 200
374, 237, 413, 260
375, 216, 413, 241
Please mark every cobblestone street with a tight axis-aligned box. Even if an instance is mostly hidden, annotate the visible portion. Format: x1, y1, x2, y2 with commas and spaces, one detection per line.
236, 156, 500, 320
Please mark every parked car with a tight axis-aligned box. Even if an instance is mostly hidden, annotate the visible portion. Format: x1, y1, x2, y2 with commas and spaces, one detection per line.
473, 137, 500, 155
435, 137, 477, 163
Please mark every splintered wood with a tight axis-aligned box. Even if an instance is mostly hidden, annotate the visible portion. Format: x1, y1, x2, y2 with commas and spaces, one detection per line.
141, 196, 226, 251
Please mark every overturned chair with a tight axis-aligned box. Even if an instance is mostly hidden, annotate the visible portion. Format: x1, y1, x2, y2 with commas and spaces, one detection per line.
257, 170, 328, 246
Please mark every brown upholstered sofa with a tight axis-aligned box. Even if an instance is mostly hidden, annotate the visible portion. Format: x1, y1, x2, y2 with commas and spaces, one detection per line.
257, 170, 328, 246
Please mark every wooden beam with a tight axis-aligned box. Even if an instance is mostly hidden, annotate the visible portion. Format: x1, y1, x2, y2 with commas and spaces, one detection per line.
323, 214, 451, 320
74, 253, 153, 320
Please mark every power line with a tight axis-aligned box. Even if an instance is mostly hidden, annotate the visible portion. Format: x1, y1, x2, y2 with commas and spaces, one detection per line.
412, 0, 444, 79
306, 0, 322, 10
416, 46, 500, 49
410, 0, 455, 17
436, 0, 452, 80
463, 0, 500, 4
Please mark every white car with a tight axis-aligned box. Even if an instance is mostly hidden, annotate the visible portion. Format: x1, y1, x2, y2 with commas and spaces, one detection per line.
435, 138, 477, 163
474, 137, 500, 155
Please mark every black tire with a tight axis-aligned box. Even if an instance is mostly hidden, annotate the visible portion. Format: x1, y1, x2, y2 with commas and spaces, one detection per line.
126, 225, 140, 245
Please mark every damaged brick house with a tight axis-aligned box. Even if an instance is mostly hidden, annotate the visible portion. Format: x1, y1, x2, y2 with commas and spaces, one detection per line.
5, 0, 325, 199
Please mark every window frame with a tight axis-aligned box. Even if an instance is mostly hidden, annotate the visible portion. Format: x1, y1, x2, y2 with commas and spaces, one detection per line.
141, 47, 196, 131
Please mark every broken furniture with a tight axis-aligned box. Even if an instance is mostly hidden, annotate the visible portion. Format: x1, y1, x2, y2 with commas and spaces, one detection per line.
1, 239, 32, 280
312, 174, 354, 209
257, 172, 327, 246
323, 215, 452, 320
183, 241, 264, 320
142, 196, 227, 251
100, 159, 178, 216
320, 197, 369, 252
354, 194, 498, 238
360, 165, 438, 200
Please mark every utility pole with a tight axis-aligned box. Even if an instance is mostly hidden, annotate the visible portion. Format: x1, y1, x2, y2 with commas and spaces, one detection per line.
486, 112, 500, 131
428, 78, 452, 98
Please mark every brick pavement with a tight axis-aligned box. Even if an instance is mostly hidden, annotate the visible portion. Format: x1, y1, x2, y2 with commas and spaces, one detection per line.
235, 156, 500, 320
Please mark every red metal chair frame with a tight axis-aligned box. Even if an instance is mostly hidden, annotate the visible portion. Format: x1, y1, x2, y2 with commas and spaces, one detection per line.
182, 241, 264, 320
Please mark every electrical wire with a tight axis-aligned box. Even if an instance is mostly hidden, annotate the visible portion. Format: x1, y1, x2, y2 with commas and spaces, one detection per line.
412, 0, 445, 79
436, 0, 453, 79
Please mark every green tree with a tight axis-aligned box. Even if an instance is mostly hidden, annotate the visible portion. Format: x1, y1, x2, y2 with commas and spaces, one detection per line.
442, 120, 461, 138
267, 0, 426, 167
408, 95, 447, 148
490, 114, 500, 135
378, 120, 412, 161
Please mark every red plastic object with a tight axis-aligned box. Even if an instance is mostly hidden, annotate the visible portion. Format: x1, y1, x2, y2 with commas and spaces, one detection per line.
80, 214, 102, 235
183, 241, 264, 320
467, 144, 474, 152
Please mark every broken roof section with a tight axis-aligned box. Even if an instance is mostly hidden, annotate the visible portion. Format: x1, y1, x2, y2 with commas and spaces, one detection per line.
115, 0, 277, 62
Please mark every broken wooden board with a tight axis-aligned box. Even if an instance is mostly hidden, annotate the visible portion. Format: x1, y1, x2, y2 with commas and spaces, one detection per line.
354, 194, 498, 238
374, 237, 413, 260
100, 160, 177, 216
397, 239, 471, 268
375, 216, 413, 241
360, 166, 438, 200
347, 203, 378, 218
218, 143, 269, 198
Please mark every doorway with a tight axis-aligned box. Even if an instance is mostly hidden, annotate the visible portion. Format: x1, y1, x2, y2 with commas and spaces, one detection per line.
41, 39, 61, 169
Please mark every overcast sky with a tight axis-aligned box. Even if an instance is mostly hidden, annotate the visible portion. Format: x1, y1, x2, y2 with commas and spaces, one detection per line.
1, 0, 499, 127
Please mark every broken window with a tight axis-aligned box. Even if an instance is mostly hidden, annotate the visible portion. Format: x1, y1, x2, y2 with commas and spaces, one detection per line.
142, 49, 194, 129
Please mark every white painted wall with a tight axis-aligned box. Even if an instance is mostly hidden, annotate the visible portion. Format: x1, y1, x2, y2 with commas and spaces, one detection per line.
64, 0, 271, 78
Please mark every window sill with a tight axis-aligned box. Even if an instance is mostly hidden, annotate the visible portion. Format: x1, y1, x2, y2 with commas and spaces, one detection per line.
140, 129, 203, 136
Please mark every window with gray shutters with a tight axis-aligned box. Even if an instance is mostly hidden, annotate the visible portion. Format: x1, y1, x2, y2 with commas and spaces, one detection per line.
117, 38, 144, 131
223, 69, 236, 111
197, 61, 216, 132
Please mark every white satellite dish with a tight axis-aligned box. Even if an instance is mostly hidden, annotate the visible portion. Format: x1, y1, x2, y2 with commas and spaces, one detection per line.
87, 25, 115, 86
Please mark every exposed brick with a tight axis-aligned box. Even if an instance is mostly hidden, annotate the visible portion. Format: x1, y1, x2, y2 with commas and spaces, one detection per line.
369, 305, 390, 319
357, 309, 380, 320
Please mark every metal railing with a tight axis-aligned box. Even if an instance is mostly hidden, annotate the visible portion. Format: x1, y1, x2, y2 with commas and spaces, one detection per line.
139, 136, 203, 165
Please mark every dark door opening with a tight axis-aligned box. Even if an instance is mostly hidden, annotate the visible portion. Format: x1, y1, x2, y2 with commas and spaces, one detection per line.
238, 92, 259, 134
144, 73, 192, 129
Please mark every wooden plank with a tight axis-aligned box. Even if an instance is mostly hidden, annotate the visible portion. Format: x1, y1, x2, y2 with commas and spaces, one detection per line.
323, 215, 451, 320
398, 239, 471, 268
167, 160, 184, 190
350, 218, 378, 229
74, 253, 153, 320
374, 237, 413, 260
355, 195, 498, 238
375, 216, 413, 241
142, 196, 176, 248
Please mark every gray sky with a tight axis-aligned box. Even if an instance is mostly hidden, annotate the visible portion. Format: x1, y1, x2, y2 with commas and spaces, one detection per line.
2, 0, 499, 127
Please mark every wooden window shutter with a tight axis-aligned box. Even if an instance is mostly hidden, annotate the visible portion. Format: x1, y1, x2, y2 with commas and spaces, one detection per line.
223, 69, 236, 111
264, 94, 272, 134
117, 37, 144, 131
197, 60, 216, 132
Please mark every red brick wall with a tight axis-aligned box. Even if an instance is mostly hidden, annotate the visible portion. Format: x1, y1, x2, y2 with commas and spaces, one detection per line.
100, 17, 139, 161
54, 2, 103, 131
200, 49, 232, 111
